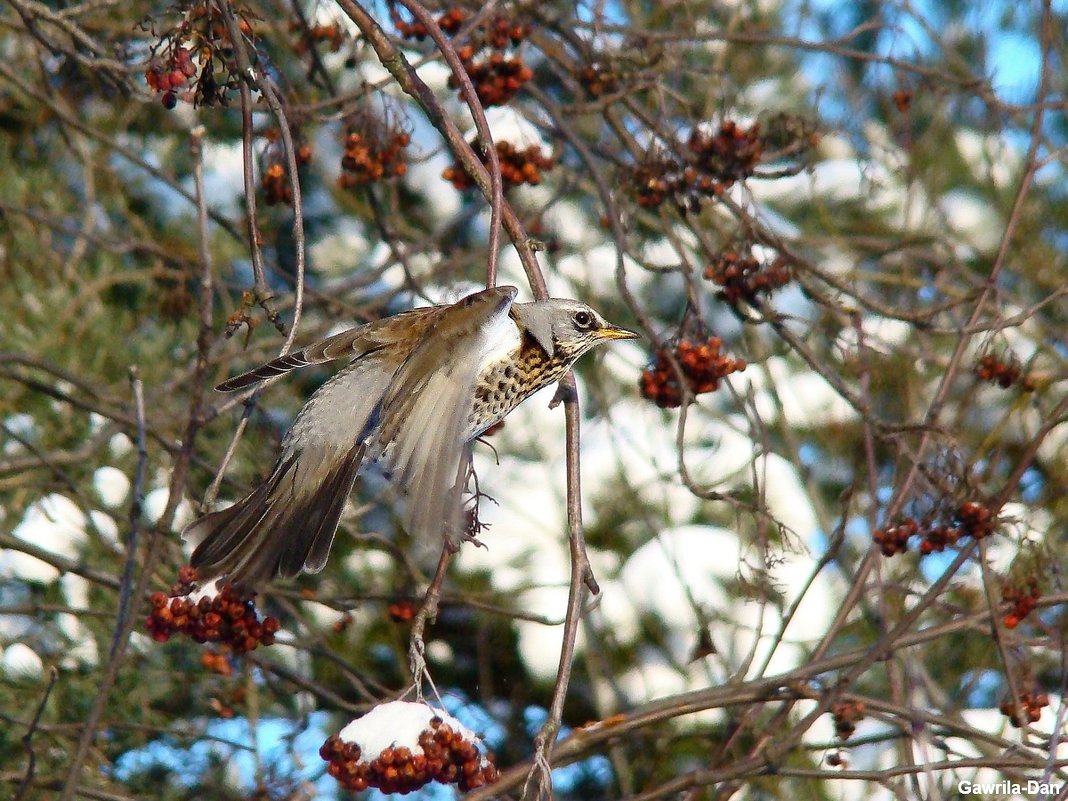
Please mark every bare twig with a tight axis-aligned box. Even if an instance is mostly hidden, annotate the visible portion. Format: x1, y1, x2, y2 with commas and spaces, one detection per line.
13, 666, 59, 801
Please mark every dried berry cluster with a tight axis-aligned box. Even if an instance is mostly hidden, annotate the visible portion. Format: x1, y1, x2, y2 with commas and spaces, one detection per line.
142, 3, 251, 108
957, 500, 996, 540
689, 122, 763, 183
388, 600, 417, 622
1000, 690, 1049, 727
290, 19, 344, 55
576, 62, 621, 97
872, 518, 917, 557
392, 6, 465, 40
338, 128, 410, 188
639, 336, 747, 408
145, 46, 197, 109
262, 133, 313, 206
1002, 578, 1040, 629
200, 648, 233, 676
705, 249, 792, 306
873, 501, 997, 557
457, 53, 534, 106
831, 700, 865, 740
145, 567, 280, 654
320, 716, 499, 793
443, 140, 554, 190
976, 354, 1034, 391
395, 8, 532, 107
630, 121, 764, 212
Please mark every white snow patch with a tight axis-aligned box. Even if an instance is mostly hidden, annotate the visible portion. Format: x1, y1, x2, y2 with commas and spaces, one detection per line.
57, 612, 98, 667
939, 190, 1002, 253
199, 141, 246, 213
485, 106, 549, 150
89, 510, 120, 546
414, 59, 452, 94
0, 550, 60, 584
12, 494, 87, 560
748, 356, 859, 426
2, 643, 44, 678
93, 466, 131, 508
143, 487, 194, 531
61, 573, 91, 608
338, 700, 479, 758
2, 413, 36, 454
425, 640, 454, 665
309, 220, 371, 276
551, 204, 605, 252
404, 153, 462, 227
954, 130, 1021, 190
109, 432, 134, 457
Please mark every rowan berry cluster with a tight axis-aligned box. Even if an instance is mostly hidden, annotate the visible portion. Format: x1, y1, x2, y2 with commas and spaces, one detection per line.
1002, 578, 1040, 629
976, 354, 1034, 391
873, 501, 997, 557
689, 121, 763, 183
320, 713, 499, 793
395, 8, 532, 106
629, 121, 765, 212
917, 523, 963, 555
388, 600, 417, 622
1000, 690, 1048, 727
145, 567, 280, 654
200, 648, 233, 676
142, 3, 251, 108
705, 249, 792, 306
872, 518, 917, 556
639, 336, 747, 408
456, 53, 534, 106
831, 700, 865, 740
262, 162, 290, 205
956, 500, 996, 540
576, 62, 621, 97
289, 19, 344, 55
443, 140, 554, 190
338, 128, 410, 188
392, 6, 465, 40
144, 46, 197, 109
262, 133, 313, 206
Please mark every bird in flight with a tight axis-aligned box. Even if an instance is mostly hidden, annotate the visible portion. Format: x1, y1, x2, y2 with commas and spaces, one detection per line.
183, 286, 637, 591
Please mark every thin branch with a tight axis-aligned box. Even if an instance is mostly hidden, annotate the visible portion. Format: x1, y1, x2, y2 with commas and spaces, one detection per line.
13, 666, 59, 801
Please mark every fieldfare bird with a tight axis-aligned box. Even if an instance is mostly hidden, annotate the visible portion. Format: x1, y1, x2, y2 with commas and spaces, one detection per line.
184, 286, 637, 591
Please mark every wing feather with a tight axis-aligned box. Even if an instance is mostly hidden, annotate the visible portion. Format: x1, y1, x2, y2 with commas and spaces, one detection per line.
215, 308, 437, 392
371, 286, 517, 545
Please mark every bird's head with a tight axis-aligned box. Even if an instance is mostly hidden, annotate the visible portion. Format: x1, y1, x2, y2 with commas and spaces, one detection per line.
511, 299, 639, 361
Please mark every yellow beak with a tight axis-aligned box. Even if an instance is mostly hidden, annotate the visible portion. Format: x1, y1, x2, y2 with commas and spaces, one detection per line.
598, 325, 640, 341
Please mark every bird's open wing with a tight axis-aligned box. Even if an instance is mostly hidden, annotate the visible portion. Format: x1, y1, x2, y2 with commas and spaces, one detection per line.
371, 285, 518, 545
215, 307, 436, 392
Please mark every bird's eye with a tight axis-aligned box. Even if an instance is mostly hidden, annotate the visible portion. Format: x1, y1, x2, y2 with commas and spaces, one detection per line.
573, 311, 593, 329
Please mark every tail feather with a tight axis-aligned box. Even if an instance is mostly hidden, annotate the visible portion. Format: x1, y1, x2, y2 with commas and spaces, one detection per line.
276, 444, 365, 577
185, 445, 364, 591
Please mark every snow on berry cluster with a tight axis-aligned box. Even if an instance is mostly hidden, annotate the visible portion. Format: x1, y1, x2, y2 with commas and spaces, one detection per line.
145, 565, 279, 654
320, 701, 499, 794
